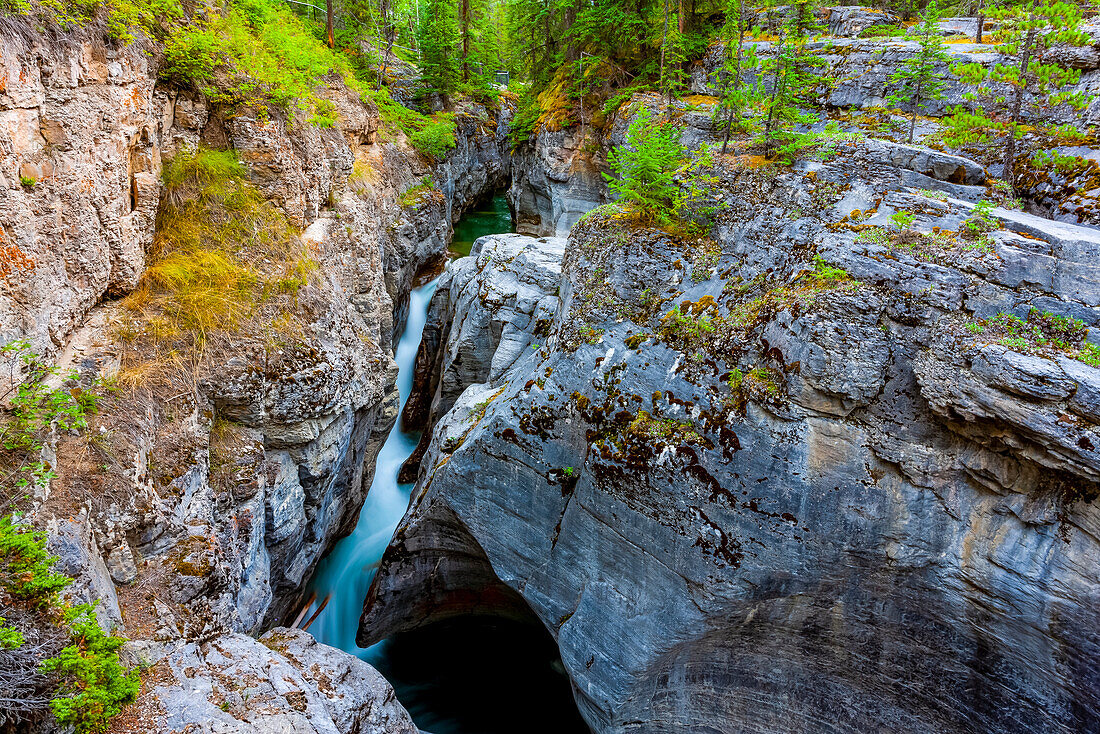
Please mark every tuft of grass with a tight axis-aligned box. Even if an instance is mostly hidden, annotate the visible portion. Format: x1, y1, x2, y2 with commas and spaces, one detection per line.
120, 147, 314, 352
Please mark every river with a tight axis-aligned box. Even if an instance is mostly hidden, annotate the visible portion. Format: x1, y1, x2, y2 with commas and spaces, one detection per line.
304, 192, 589, 734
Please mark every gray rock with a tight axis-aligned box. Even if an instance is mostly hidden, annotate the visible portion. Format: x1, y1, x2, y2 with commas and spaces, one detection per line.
152, 629, 418, 734
364, 125, 1100, 734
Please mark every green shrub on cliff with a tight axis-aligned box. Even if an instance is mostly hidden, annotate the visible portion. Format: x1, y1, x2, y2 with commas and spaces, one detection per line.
160, 0, 357, 123
605, 108, 683, 224
0, 516, 139, 733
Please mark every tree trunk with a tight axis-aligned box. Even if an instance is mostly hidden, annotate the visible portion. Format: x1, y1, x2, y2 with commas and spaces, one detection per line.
909, 76, 922, 145
660, 0, 669, 107
326, 0, 334, 48
377, 0, 392, 90
461, 0, 470, 83
975, 12, 984, 43
1004, 26, 1036, 191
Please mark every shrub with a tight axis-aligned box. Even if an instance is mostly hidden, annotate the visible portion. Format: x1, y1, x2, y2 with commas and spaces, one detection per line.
0, 517, 138, 733
968, 308, 1100, 367
605, 108, 684, 225
409, 114, 456, 160
890, 210, 915, 231
40, 606, 140, 734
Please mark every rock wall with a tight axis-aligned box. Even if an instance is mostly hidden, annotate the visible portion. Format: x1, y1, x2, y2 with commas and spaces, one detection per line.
362, 110, 1100, 733
509, 126, 606, 237
0, 31, 160, 362
1, 20, 511, 734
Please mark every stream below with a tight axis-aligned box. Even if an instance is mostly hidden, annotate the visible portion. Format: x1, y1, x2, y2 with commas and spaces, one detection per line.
304, 193, 589, 734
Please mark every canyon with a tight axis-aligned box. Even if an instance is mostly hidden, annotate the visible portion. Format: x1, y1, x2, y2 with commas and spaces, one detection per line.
1, 4, 1099, 734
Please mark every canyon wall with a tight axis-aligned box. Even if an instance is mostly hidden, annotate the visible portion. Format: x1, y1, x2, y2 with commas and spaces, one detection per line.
0, 19, 511, 732
363, 90, 1100, 733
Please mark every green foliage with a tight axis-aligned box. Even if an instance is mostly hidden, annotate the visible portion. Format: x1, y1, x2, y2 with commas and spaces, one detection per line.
604, 108, 683, 224
859, 23, 905, 37
509, 92, 542, 148
969, 308, 1100, 366
0, 517, 138, 733
409, 113, 457, 159
951, 1, 1092, 187
418, 0, 461, 95
0, 341, 101, 496
890, 210, 915, 231
308, 99, 338, 128
40, 606, 140, 734
399, 175, 439, 207
755, 19, 824, 161
0, 0, 182, 43
0, 516, 71, 605
19, 175, 36, 187
887, 1, 951, 144
160, 0, 363, 120
713, 0, 762, 152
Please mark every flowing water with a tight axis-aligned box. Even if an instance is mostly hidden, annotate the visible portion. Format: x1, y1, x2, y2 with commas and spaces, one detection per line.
304, 192, 589, 734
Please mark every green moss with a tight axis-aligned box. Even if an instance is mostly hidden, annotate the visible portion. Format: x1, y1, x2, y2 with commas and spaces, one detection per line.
966, 308, 1100, 367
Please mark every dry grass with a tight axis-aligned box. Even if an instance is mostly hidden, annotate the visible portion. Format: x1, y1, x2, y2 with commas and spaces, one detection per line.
117, 147, 318, 387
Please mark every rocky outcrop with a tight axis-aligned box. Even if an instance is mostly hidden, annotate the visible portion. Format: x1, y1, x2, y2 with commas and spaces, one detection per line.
398, 232, 564, 480
0, 31, 161, 362
0, 17, 513, 733
362, 111, 1100, 732
135, 627, 418, 734
509, 126, 606, 237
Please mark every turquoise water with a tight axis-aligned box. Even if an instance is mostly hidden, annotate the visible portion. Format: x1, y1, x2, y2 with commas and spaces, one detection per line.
302, 199, 589, 734
304, 277, 437, 657
450, 193, 512, 256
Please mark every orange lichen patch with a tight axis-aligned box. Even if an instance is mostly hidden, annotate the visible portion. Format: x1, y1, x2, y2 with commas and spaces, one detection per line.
729, 154, 773, 169
681, 94, 719, 106
0, 243, 36, 278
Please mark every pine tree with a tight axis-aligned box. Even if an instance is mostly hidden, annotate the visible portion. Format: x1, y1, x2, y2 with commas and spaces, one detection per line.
888, 0, 951, 145
604, 108, 684, 224
419, 0, 461, 97
953, 0, 1092, 190
756, 17, 823, 161
714, 0, 761, 154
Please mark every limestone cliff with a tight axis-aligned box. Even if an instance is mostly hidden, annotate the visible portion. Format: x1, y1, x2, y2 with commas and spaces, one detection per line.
0, 16, 510, 733
363, 99, 1100, 733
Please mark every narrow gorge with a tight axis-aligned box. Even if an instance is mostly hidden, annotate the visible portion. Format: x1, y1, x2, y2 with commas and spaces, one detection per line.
2, 1, 1100, 733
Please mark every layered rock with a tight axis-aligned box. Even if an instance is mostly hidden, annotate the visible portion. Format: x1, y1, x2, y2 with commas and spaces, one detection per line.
0, 18, 511, 734
362, 118, 1100, 732
509, 126, 606, 237
131, 627, 418, 734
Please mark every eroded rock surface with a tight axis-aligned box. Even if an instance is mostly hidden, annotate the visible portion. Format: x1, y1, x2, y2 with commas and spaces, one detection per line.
363, 108, 1100, 734
147, 628, 418, 734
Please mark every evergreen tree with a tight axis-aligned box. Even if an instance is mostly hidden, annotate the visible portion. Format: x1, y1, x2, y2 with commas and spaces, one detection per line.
605, 108, 684, 223
714, 0, 760, 154
953, 0, 1092, 190
888, 1, 951, 145
419, 0, 461, 96
756, 17, 823, 161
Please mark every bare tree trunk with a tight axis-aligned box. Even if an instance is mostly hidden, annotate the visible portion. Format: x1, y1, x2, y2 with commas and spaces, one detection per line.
660, 0, 669, 106
975, 12, 984, 43
1004, 26, 1036, 192
377, 0, 392, 90
908, 76, 922, 144
326, 0, 334, 48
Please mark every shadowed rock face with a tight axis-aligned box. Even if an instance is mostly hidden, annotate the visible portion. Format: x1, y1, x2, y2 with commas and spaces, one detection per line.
361, 116, 1100, 733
